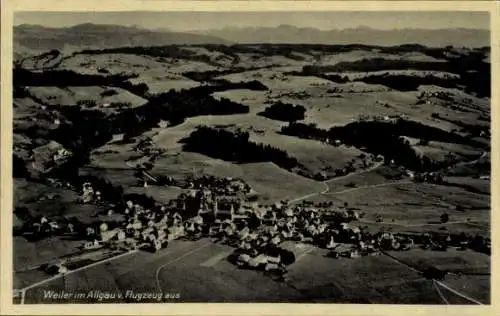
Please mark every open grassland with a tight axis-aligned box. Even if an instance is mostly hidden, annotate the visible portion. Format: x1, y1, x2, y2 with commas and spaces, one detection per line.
249, 132, 366, 177
306, 181, 489, 233
14, 179, 76, 207
150, 152, 325, 202
327, 70, 460, 80
149, 113, 368, 178
55, 53, 204, 93
324, 165, 399, 192
90, 127, 326, 203
14, 237, 84, 274
315, 50, 446, 66
212, 89, 270, 113
285, 250, 441, 304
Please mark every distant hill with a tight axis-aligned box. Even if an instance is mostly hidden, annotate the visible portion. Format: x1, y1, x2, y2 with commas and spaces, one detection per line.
202, 25, 490, 47
13, 23, 231, 57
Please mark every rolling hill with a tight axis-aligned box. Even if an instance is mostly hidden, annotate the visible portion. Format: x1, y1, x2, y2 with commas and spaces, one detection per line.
13, 23, 230, 57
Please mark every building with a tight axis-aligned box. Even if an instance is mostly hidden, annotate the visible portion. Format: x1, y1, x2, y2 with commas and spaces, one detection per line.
214, 197, 241, 221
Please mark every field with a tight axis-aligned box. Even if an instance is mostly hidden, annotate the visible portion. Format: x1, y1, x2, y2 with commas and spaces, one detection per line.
148, 154, 326, 202
386, 248, 490, 275
19, 238, 477, 304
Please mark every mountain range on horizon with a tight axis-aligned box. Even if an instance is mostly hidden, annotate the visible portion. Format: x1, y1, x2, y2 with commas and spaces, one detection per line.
200, 24, 489, 47
13, 23, 490, 58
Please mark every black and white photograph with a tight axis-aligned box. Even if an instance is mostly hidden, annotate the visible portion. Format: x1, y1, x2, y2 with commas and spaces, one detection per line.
5, 5, 494, 308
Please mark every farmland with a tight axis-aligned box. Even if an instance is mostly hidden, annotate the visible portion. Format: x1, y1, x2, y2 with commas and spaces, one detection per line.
20, 238, 476, 304
12, 37, 490, 304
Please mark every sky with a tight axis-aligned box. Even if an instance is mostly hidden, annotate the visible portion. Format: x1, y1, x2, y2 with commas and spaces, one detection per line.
14, 11, 489, 31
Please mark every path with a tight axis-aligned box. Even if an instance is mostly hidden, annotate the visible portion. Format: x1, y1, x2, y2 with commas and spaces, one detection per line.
324, 161, 384, 185
288, 161, 384, 204
357, 218, 485, 228
435, 280, 484, 305
433, 280, 450, 304
381, 250, 484, 305
325, 180, 412, 196
19, 249, 138, 304
155, 241, 213, 293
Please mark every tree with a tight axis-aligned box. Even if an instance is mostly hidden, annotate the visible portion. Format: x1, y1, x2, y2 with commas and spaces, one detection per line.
440, 213, 449, 223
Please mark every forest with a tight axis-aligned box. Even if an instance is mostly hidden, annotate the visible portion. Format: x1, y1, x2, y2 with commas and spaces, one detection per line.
258, 102, 307, 122
182, 126, 300, 171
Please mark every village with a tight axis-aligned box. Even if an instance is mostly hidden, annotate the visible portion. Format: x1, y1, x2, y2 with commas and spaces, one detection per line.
18, 162, 490, 283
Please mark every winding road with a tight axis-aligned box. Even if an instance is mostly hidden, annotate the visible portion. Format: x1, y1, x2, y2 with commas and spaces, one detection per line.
357, 218, 485, 228
17, 155, 488, 304
382, 250, 485, 305
154, 242, 212, 294
288, 161, 384, 204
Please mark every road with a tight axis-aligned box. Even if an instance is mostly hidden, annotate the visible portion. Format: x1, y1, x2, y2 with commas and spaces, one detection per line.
19, 249, 139, 305
325, 180, 412, 196
435, 280, 484, 305
289, 150, 489, 205
155, 241, 213, 293
381, 250, 485, 305
433, 280, 450, 304
16, 156, 488, 304
288, 161, 384, 204
357, 218, 484, 228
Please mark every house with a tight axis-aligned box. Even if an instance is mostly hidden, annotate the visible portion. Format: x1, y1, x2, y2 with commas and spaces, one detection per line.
346, 249, 360, 259
82, 183, 94, 204
248, 253, 268, 268
111, 134, 124, 142
99, 222, 109, 232
117, 229, 126, 241
326, 236, 336, 249
46, 263, 69, 275
84, 239, 102, 250
214, 197, 239, 221
101, 229, 119, 242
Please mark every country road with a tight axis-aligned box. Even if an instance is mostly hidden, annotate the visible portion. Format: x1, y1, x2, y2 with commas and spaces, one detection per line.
288, 161, 384, 204
381, 251, 485, 305
326, 180, 413, 196
357, 218, 485, 228
155, 241, 212, 294
19, 249, 139, 304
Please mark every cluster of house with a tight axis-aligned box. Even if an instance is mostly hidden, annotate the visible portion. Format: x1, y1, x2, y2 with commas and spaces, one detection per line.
418, 91, 452, 100
24, 171, 490, 276
133, 137, 165, 163
23, 215, 60, 236
81, 200, 204, 253
76, 178, 252, 253
80, 182, 102, 204
185, 175, 254, 196
30, 140, 73, 174
412, 171, 444, 184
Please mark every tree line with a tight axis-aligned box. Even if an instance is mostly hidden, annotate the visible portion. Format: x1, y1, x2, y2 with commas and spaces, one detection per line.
281, 119, 480, 171
298, 54, 490, 98
258, 102, 306, 122
182, 126, 300, 170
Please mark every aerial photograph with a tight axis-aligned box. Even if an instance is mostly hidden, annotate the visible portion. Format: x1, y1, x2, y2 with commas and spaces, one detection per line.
11, 11, 491, 304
